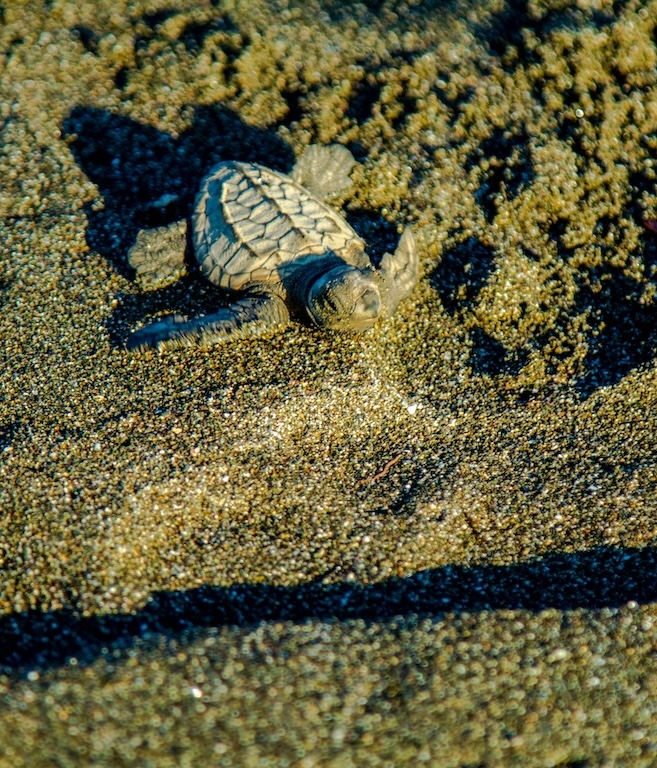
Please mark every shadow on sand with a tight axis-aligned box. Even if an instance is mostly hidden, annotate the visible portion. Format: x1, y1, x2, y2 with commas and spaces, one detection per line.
2, 544, 655, 673
430, 234, 657, 396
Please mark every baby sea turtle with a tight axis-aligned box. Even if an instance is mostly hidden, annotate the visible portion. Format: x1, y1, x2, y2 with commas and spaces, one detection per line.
127, 144, 418, 350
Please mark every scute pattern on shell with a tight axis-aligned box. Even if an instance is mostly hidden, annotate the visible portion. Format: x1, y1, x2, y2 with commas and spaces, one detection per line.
193, 161, 367, 291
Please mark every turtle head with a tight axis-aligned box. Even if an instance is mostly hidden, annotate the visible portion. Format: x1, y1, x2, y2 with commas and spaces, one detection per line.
306, 265, 381, 331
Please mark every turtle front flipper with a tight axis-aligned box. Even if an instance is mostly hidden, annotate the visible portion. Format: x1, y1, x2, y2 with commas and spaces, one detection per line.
290, 144, 356, 199
378, 227, 418, 317
127, 288, 290, 351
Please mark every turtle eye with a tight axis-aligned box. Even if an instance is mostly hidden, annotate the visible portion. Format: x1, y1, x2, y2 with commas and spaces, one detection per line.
323, 294, 339, 313
321, 285, 347, 317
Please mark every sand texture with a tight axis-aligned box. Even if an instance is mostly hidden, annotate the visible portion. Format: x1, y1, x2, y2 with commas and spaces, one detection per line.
1, 0, 657, 765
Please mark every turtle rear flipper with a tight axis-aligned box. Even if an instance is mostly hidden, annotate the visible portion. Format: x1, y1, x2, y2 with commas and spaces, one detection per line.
291, 144, 356, 199
378, 227, 418, 317
127, 288, 290, 351
128, 220, 189, 290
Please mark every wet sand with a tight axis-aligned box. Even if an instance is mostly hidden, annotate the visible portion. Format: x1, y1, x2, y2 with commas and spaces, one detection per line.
1, 0, 657, 764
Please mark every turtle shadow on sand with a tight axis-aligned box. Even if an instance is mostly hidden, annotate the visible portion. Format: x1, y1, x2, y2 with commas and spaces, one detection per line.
63, 104, 297, 273
2, 544, 656, 674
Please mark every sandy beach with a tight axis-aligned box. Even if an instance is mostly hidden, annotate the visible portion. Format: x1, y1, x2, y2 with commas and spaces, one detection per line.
1, 0, 657, 764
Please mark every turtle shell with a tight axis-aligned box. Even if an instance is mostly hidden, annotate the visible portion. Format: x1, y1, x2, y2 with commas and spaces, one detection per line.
192, 161, 369, 291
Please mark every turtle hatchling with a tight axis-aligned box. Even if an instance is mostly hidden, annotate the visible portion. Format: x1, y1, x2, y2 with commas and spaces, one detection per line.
127, 144, 418, 350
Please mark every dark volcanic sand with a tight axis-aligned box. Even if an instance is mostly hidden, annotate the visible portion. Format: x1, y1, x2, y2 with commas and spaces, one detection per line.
1, 0, 657, 765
